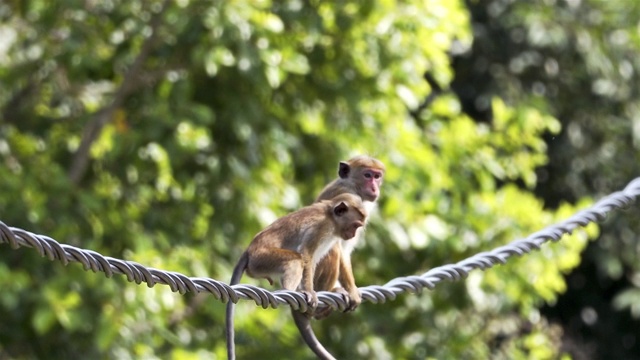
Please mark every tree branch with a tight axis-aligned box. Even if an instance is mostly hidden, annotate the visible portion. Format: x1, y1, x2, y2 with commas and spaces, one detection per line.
68, 0, 171, 185
409, 72, 445, 124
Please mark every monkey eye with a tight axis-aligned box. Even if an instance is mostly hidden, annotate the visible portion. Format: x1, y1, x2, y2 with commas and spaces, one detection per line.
365, 172, 381, 180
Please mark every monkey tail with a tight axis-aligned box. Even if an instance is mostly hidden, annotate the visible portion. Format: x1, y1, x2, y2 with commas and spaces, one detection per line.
292, 309, 337, 360
226, 252, 249, 360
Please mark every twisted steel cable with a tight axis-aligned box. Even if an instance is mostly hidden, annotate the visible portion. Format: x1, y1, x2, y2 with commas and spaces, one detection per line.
1, 177, 639, 311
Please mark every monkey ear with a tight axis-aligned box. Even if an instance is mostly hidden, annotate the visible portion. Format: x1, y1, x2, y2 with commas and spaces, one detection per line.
333, 202, 348, 216
338, 162, 350, 178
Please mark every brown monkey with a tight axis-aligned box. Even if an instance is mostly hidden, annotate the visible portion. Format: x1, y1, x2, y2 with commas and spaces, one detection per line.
293, 156, 385, 360
226, 193, 368, 360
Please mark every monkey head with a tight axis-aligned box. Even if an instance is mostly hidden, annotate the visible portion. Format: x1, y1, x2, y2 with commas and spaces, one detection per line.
338, 156, 385, 202
329, 193, 367, 240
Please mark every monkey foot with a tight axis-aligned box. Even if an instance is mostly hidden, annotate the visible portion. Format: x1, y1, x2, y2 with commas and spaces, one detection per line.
302, 290, 318, 313
313, 306, 333, 320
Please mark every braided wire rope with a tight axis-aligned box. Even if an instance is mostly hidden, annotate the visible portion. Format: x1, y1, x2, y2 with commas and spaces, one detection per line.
1, 176, 639, 312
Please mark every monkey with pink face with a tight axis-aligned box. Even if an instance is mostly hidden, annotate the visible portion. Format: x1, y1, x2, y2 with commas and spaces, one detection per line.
293, 155, 385, 360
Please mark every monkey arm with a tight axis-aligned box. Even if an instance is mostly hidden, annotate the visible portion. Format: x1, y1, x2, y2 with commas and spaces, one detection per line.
337, 254, 361, 311
300, 254, 319, 310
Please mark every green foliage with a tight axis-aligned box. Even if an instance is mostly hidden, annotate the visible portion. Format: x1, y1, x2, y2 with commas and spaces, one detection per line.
0, 0, 627, 358
455, 0, 640, 357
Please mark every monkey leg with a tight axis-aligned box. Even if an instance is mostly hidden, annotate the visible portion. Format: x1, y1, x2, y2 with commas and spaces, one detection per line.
246, 248, 304, 288
337, 254, 361, 312
246, 249, 318, 311
300, 260, 319, 311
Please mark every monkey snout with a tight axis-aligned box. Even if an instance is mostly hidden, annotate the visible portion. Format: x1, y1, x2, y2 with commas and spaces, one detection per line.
343, 222, 363, 239
367, 187, 379, 200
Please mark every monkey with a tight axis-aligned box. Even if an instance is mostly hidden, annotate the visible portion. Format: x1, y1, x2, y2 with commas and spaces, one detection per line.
225, 193, 368, 360
314, 155, 385, 310
292, 155, 385, 360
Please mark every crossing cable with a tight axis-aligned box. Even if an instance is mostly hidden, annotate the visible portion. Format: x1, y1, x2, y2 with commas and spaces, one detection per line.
1, 177, 639, 313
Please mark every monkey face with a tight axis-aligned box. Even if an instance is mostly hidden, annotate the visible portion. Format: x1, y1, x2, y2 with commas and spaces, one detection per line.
342, 220, 364, 240
330, 194, 367, 240
360, 168, 384, 201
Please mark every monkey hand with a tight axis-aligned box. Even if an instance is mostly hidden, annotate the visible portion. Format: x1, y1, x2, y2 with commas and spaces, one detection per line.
301, 290, 318, 314
344, 287, 362, 312
312, 287, 360, 320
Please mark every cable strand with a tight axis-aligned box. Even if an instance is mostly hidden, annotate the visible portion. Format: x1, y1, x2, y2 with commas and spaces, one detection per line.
1, 176, 639, 311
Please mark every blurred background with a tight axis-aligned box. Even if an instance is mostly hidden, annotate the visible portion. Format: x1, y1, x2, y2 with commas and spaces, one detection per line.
1, 0, 639, 358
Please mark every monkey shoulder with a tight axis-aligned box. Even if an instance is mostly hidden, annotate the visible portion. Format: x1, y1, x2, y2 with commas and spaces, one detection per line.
316, 180, 355, 202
